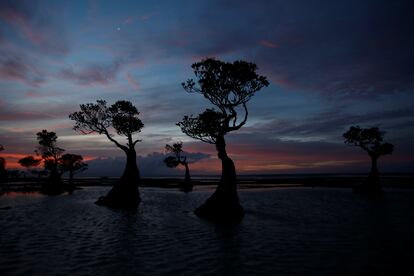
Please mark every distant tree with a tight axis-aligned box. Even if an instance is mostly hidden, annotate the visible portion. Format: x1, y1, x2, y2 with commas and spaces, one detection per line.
178, 58, 269, 221
0, 144, 6, 180
60, 153, 88, 187
343, 126, 394, 193
164, 142, 192, 192
69, 100, 144, 208
18, 156, 41, 177
36, 130, 65, 192
31, 169, 48, 179
7, 170, 22, 179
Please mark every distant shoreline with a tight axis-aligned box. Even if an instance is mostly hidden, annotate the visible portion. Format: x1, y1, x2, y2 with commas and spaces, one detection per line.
1, 174, 413, 194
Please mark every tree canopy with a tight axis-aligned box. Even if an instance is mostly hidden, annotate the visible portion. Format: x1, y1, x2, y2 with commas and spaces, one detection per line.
178, 58, 269, 143
178, 109, 224, 144
165, 142, 183, 155
60, 154, 88, 175
164, 142, 186, 168
69, 100, 144, 151
343, 126, 394, 157
18, 156, 41, 169
182, 58, 269, 111
36, 130, 65, 160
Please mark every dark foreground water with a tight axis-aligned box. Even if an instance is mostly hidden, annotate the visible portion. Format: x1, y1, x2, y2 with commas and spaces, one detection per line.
1, 187, 414, 275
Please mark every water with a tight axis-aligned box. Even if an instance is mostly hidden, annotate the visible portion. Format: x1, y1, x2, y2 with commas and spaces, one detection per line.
1, 187, 413, 275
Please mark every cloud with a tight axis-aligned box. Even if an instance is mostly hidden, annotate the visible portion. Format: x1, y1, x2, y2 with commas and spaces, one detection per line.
0, 1, 412, 176
0, 0, 70, 56
259, 40, 279, 49
245, 106, 414, 141
225, 133, 414, 173
80, 132, 414, 176
0, 52, 45, 85
0, 110, 55, 122
59, 62, 121, 85
123, 16, 134, 25
82, 151, 210, 177
0, 103, 74, 122
2, 127, 411, 174
178, 0, 414, 97
126, 72, 140, 90
0, 152, 30, 169
140, 12, 159, 21
108, 1, 413, 98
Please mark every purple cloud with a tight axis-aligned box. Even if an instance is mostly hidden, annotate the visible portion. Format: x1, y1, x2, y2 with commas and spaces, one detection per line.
82, 151, 210, 177
59, 62, 121, 85
0, 0, 70, 56
0, 52, 45, 86
246, 107, 414, 140
176, 0, 414, 97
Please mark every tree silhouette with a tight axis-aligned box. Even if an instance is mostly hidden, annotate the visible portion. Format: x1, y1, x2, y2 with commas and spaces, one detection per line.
343, 126, 394, 194
164, 142, 192, 192
31, 169, 48, 179
178, 58, 269, 221
18, 156, 41, 177
0, 145, 6, 180
36, 130, 65, 193
60, 153, 88, 188
69, 100, 143, 208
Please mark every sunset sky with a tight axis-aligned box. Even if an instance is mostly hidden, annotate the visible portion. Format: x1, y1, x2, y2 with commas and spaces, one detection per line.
0, 0, 413, 176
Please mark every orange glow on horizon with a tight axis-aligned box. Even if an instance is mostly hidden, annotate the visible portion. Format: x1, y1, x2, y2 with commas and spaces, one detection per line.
0, 153, 97, 169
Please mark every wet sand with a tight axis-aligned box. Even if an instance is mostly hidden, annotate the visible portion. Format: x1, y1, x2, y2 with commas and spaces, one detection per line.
1, 186, 414, 275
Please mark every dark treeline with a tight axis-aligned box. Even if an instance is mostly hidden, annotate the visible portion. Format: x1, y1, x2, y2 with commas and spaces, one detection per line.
14, 130, 88, 194
0, 145, 6, 180
0, 58, 395, 222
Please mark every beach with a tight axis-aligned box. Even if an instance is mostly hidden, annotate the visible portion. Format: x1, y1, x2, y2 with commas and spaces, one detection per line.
1, 185, 413, 275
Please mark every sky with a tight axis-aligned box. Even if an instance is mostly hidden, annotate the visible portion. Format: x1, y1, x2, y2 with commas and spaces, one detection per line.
0, 0, 413, 177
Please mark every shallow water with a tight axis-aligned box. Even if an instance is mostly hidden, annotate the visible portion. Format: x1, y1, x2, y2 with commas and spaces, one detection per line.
1, 187, 413, 275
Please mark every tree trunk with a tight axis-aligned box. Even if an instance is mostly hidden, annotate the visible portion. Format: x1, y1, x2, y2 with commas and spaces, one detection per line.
366, 156, 381, 189
181, 162, 193, 192
66, 169, 75, 194
354, 155, 382, 195
194, 135, 244, 222
69, 170, 74, 186
120, 149, 140, 182
369, 157, 379, 178
41, 166, 63, 195
96, 148, 141, 208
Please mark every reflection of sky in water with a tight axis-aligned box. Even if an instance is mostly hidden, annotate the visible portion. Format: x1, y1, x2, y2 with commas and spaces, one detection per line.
2, 191, 43, 198
1, 187, 413, 275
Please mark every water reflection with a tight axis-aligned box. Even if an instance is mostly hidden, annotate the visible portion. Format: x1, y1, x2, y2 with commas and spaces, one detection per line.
0, 187, 413, 275
214, 223, 243, 275
2, 191, 43, 198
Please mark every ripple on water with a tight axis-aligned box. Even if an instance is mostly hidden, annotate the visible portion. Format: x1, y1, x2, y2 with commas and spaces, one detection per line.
1, 187, 414, 275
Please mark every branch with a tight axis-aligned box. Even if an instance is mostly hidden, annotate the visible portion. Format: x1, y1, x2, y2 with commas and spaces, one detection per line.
132, 139, 142, 146
180, 156, 187, 165
102, 128, 128, 152
195, 135, 216, 144
228, 102, 248, 131
78, 129, 95, 135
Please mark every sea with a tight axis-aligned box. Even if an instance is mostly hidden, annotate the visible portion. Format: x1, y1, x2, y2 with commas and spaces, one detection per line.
1, 186, 413, 275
